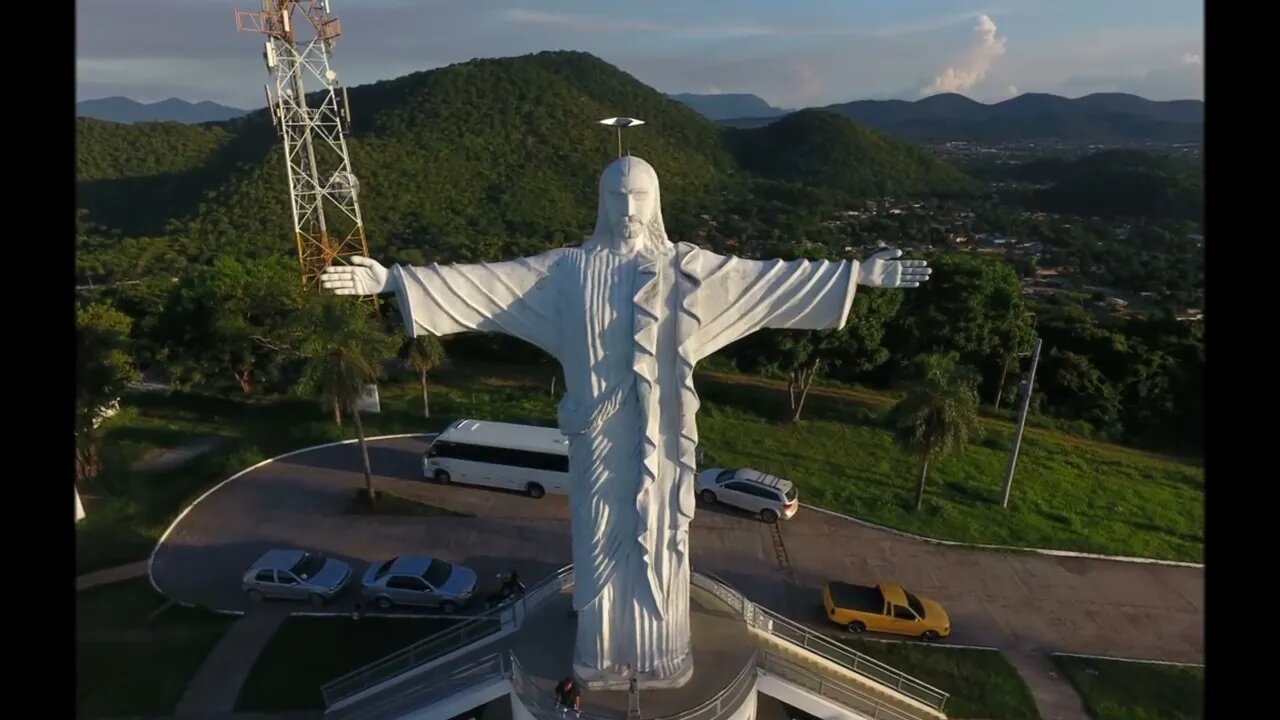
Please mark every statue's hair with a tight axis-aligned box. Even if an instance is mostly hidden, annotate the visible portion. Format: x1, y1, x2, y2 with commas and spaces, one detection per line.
586, 155, 673, 256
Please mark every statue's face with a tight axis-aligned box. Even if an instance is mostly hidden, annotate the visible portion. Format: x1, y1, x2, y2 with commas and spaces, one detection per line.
601, 157, 658, 242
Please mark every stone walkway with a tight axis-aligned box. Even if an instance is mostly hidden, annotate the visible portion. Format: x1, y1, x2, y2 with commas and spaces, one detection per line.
77, 562, 295, 719
133, 435, 227, 473
76, 560, 149, 591
1005, 649, 1089, 720
175, 608, 290, 717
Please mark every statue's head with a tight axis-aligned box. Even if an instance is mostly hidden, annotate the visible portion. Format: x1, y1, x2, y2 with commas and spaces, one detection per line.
590, 155, 670, 255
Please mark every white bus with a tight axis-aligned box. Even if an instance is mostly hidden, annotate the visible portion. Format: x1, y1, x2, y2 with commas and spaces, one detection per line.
422, 419, 570, 498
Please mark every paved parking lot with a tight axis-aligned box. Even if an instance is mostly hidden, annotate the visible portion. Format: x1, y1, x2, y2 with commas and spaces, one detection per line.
151, 435, 1203, 663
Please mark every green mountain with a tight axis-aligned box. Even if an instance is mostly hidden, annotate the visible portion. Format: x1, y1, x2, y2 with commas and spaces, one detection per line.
726, 109, 978, 198
1010, 149, 1202, 221
76, 51, 974, 271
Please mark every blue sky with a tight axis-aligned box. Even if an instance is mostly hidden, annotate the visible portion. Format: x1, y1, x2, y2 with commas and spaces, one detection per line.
76, 0, 1203, 108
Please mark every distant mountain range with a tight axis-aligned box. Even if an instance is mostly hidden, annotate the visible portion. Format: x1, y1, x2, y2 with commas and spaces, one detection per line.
666, 93, 789, 121
76, 51, 972, 249
76, 97, 248, 124
675, 91, 1203, 145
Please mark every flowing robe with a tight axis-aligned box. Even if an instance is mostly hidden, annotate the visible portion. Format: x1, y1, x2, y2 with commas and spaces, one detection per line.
389, 241, 858, 683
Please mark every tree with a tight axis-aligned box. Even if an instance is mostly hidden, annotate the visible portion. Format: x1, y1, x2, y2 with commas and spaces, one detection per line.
888, 353, 982, 511
76, 302, 140, 482
734, 329, 843, 423
295, 298, 398, 505
888, 253, 1034, 401
156, 255, 306, 395
398, 335, 446, 418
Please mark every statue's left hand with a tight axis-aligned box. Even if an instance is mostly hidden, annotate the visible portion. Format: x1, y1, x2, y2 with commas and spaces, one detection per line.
319, 256, 391, 295
857, 249, 931, 288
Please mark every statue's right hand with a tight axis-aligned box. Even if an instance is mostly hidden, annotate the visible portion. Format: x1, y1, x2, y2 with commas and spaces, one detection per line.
319, 256, 391, 295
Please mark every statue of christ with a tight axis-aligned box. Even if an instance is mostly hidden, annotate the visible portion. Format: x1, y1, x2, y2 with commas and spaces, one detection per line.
320, 153, 930, 688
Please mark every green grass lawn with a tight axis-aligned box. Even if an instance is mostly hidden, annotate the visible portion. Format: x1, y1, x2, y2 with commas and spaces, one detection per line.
236, 615, 482, 712
825, 636, 1039, 720
1053, 655, 1203, 720
76, 578, 232, 718
697, 372, 1203, 562
78, 360, 1204, 572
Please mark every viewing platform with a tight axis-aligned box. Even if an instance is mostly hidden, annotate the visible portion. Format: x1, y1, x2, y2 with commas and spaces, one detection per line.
322, 567, 951, 720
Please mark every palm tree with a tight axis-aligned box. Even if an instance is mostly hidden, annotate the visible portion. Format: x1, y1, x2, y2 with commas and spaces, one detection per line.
296, 298, 397, 506
889, 353, 982, 511
399, 335, 445, 418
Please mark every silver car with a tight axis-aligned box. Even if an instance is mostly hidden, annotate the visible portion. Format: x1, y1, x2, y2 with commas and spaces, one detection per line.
360, 555, 478, 612
696, 467, 799, 523
241, 549, 353, 606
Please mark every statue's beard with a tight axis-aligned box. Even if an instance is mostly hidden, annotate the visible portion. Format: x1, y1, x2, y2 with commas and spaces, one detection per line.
597, 214, 669, 256
620, 215, 644, 240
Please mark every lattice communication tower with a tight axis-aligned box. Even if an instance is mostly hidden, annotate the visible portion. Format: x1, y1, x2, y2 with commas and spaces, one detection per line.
234, 0, 370, 292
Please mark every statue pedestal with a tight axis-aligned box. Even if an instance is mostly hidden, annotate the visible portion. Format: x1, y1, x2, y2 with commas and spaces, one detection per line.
512, 580, 755, 717
573, 652, 694, 691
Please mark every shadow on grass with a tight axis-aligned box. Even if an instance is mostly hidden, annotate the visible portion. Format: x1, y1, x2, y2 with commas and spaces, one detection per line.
824, 635, 1041, 720
1053, 655, 1203, 720
696, 375, 887, 428
77, 578, 233, 719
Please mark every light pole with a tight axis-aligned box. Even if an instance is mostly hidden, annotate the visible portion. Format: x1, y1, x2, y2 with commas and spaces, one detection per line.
995, 313, 1036, 410
1000, 337, 1042, 509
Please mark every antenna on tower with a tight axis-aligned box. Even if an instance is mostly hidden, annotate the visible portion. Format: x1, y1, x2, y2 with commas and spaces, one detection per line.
233, 1, 372, 297
598, 117, 646, 158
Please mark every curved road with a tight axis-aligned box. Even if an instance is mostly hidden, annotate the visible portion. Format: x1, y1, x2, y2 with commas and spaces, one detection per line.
152, 436, 1203, 664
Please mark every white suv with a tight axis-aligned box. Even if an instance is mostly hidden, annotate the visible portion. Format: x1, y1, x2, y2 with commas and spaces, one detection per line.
696, 467, 798, 523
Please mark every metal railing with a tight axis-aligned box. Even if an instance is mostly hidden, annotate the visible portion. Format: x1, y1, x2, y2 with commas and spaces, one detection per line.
320, 565, 574, 708
760, 651, 929, 720
509, 652, 607, 720
509, 648, 761, 720
328, 567, 947, 719
652, 648, 760, 720
693, 573, 949, 712
326, 652, 510, 720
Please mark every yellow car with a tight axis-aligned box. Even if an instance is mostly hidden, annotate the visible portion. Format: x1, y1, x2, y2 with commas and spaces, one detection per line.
823, 581, 951, 641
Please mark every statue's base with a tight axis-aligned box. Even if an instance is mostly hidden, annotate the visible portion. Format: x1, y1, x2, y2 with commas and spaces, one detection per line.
573, 652, 694, 691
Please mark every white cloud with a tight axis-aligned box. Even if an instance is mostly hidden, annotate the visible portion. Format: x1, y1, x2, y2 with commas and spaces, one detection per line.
501, 8, 786, 40
75, 1, 1202, 109
922, 14, 1006, 95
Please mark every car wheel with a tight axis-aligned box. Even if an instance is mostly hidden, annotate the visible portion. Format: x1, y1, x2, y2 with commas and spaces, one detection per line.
700, 489, 716, 504
247, 589, 263, 603
921, 630, 940, 642
376, 596, 393, 610
760, 508, 779, 524
434, 469, 451, 484
847, 621, 866, 634
309, 593, 325, 607
440, 601, 458, 614
527, 483, 545, 499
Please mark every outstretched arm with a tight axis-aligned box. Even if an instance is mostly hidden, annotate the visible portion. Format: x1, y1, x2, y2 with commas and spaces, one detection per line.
320, 254, 563, 360
685, 248, 929, 360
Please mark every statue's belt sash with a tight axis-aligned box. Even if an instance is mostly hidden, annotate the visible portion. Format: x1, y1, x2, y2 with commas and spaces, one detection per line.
557, 376, 638, 437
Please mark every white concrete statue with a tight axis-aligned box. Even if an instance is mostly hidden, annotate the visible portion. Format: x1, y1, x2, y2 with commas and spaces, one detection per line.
320, 154, 930, 688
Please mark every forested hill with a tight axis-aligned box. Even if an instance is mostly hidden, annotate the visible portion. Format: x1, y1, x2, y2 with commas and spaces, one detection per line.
75, 50, 974, 267
727, 110, 978, 198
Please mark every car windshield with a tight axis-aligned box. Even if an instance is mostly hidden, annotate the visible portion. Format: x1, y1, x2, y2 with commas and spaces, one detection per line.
374, 557, 398, 579
422, 559, 453, 588
290, 552, 326, 580
905, 591, 925, 618
716, 469, 735, 483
